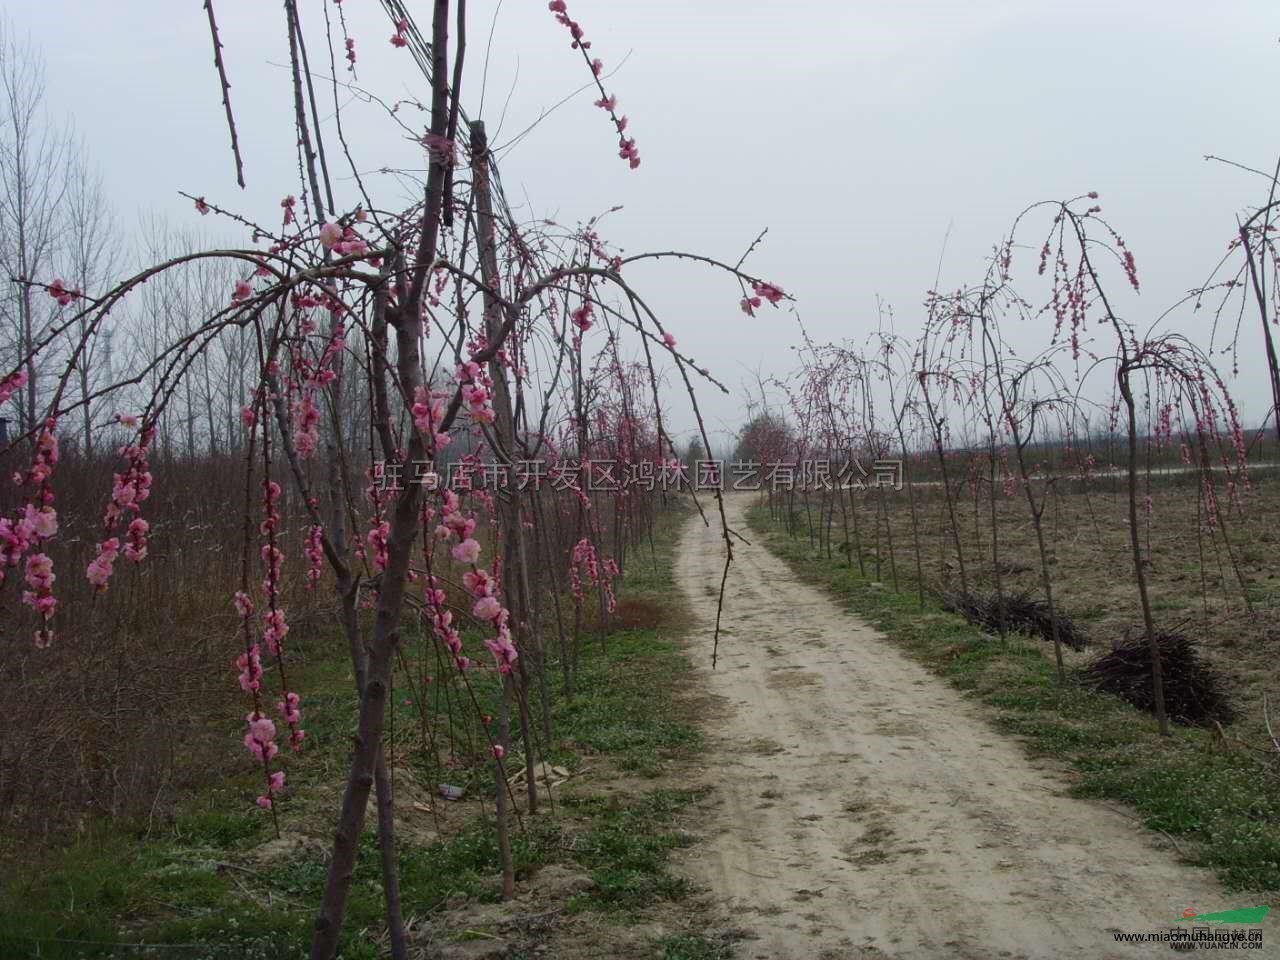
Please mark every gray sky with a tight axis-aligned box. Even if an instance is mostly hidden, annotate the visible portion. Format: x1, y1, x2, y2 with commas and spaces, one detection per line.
13, 1, 1280, 450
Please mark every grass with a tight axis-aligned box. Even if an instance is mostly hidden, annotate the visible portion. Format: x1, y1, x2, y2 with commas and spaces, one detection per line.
0, 500, 714, 958
560, 788, 702, 913
748, 502, 1280, 895
658, 933, 735, 960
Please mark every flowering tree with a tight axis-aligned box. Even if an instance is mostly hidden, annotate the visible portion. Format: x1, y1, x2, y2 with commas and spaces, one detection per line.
1002, 196, 1248, 733
0, 3, 784, 956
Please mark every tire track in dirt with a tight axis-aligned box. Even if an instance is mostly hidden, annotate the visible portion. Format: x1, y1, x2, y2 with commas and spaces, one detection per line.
675, 493, 1225, 960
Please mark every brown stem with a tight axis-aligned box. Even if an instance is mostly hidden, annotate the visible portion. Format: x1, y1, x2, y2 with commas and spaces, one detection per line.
202, 0, 246, 188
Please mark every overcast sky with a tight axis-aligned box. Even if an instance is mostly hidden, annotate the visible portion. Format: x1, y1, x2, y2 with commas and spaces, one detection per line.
11, 1, 1280, 451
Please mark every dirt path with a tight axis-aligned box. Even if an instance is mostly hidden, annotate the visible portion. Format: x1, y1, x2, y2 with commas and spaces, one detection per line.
674, 494, 1227, 960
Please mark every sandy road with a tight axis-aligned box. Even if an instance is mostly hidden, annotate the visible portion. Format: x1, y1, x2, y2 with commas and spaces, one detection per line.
674, 494, 1232, 960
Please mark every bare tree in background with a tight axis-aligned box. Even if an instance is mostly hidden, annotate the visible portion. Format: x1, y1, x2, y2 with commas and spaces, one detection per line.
60, 143, 119, 456
0, 16, 71, 437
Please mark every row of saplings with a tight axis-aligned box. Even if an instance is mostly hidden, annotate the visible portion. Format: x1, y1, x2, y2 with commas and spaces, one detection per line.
939, 588, 1235, 727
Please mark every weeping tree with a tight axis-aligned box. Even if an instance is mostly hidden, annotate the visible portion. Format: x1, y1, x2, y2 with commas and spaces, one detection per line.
1001, 194, 1249, 733
0, 2, 786, 956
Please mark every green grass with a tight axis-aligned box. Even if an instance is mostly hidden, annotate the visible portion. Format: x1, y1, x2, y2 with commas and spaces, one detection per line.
658, 933, 735, 960
0, 500, 712, 958
554, 628, 702, 776
563, 788, 702, 913
749, 503, 1280, 894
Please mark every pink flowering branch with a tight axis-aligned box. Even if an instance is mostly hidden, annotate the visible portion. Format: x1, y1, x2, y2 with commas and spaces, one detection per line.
547, 1, 639, 169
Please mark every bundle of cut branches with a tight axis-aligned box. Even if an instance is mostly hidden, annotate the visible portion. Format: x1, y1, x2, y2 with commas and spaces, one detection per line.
940, 589, 1086, 651
1085, 631, 1235, 727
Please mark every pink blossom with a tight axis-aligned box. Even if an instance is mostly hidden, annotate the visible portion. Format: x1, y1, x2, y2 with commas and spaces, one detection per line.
262, 607, 289, 656
304, 525, 324, 588
571, 303, 594, 332
27, 505, 56, 539
662, 332, 676, 348
48, 279, 78, 307
0, 370, 28, 405
24, 553, 54, 591
291, 393, 320, 459
463, 568, 495, 597
124, 517, 149, 562
618, 137, 639, 168
473, 595, 502, 621
752, 281, 785, 304
236, 644, 263, 693
195, 197, 210, 215
367, 519, 390, 570
231, 279, 252, 303
451, 538, 481, 565
277, 692, 302, 726
86, 537, 120, 590
318, 221, 342, 250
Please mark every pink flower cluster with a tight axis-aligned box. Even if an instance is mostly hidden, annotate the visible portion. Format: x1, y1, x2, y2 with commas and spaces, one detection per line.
3, 422, 60, 646
423, 572, 468, 672
47, 278, 79, 307
260, 481, 285, 600
390, 17, 408, 47
244, 714, 278, 764
569, 537, 617, 613
571, 302, 594, 333
319, 221, 368, 257
1, 504, 55, 586
23, 552, 56, 647
740, 280, 785, 317
287, 318, 344, 460
412, 385, 452, 454
304, 524, 323, 589
435, 490, 518, 673
0, 368, 28, 404
278, 690, 304, 751
88, 425, 153, 591
243, 712, 288, 809
236, 643, 263, 694
86, 538, 118, 590
291, 392, 320, 458
367, 518, 390, 571
456, 361, 496, 426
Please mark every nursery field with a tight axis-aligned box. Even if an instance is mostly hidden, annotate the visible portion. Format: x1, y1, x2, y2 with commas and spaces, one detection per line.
767, 469, 1280, 751
0, 502, 735, 960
